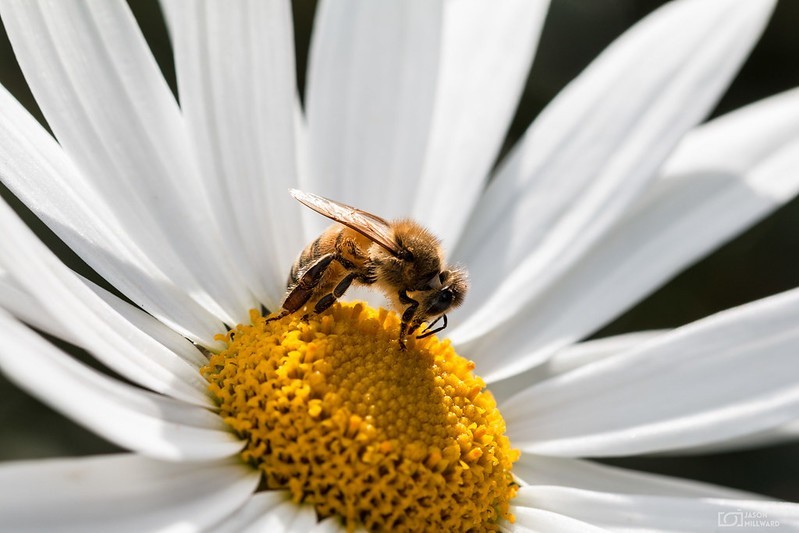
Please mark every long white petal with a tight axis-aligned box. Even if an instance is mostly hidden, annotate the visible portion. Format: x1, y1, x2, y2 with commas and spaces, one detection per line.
513, 454, 764, 500
459, 85, 799, 383
309, 518, 348, 533
305, 0, 443, 221
0, 269, 74, 342
0, 0, 256, 326
236, 502, 318, 533
0, 454, 258, 532
212, 492, 289, 533
0, 81, 223, 345
215, 494, 345, 533
490, 331, 664, 405
453, 0, 774, 348
83, 277, 208, 369
0, 309, 243, 461
514, 486, 799, 532
0, 269, 208, 370
412, 0, 550, 247
504, 508, 608, 533
0, 197, 211, 405
166, 0, 303, 311
502, 289, 799, 457
668, 420, 799, 455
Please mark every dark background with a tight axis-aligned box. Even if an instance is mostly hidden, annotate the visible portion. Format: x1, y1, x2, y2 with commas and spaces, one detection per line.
0, 0, 797, 501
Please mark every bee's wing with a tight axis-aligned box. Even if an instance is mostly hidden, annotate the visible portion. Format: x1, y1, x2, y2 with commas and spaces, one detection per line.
289, 189, 400, 255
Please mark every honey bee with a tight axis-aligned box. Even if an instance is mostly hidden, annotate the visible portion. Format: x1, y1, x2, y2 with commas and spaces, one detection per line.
267, 189, 468, 348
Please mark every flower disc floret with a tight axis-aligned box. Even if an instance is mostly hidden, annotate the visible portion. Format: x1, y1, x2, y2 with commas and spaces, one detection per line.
203, 302, 519, 531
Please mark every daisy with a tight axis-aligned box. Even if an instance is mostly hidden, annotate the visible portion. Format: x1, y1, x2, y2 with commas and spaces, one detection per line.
0, 0, 799, 530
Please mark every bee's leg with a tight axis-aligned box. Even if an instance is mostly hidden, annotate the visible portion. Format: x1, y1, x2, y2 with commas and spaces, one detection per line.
266, 253, 335, 322
312, 271, 360, 314
398, 290, 419, 350
416, 314, 447, 339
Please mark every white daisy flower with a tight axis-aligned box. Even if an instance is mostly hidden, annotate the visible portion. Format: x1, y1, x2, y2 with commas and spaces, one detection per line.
0, 0, 798, 531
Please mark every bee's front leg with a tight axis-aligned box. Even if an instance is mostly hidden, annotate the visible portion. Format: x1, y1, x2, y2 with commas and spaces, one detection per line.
398, 290, 419, 350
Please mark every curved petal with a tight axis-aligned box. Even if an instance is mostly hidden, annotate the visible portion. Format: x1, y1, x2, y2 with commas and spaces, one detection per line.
0, 309, 243, 461
0, 81, 223, 345
0, 269, 74, 342
453, 0, 775, 348
165, 0, 303, 311
218, 499, 317, 533
504, 508, 607, 533
0, 0, 256, 326
514, 486, 799, 532
0, 454, 259, 532
514, 454, 764, 500
0, 197, 211, 405
670, 419, 799, 455
212, 491, 289, 533
310, 518, 348, 533
83, 277, 208, 369
305, 0, 443, 222
489, 331, 664, 404
412, 0, 549, 247
459, 85, 799, 383
0, 268, 208, 369
503, 289, 799, 457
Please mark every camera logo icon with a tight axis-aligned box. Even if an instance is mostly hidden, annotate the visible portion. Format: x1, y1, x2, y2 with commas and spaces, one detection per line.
718, 511, 744, 527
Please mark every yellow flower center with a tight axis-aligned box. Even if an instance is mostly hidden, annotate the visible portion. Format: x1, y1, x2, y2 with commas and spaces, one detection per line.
203, 302, 518, 531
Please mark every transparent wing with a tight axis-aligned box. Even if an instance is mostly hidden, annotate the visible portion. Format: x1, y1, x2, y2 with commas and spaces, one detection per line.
289, 189, 400, 255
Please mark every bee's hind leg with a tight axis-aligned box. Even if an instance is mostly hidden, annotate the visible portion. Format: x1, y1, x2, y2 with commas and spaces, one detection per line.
266, 253, 335, 322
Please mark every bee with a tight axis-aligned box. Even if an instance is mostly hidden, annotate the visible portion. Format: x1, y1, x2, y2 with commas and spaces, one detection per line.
267, 189, 468, 349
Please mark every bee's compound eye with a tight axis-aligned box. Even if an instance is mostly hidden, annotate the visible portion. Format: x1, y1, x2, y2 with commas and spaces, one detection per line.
428, 288, 454, 315
399, 249, 414, 262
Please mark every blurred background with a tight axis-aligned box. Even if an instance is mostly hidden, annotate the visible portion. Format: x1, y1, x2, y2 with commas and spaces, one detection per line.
0, 0, 797, 501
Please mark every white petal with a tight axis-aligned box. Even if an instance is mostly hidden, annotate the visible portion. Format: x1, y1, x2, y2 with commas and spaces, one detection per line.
459, 85, 799, 383
220, 500, 345, 533
0, 308, 243, 461
490, 331, 664, 405
0, 270, 74, 342
670, 419, 799, 455
212, 491, 289, 533
0, 197, 211, 405
0, 81, 223, 345
514, 486, 799, 533
502, 289, 799, 457
83, 277, 208, 369
0, 0, 256, 325
411, 0, 549, 247
513, 454, 764, 500
227, 501, 314, 533
504, 508, 608, 533
166, 0, 303, 311
0, 454, 258, 533
452, 0, 775, 349
305, 0, 443, 221
310, 518, 348, 533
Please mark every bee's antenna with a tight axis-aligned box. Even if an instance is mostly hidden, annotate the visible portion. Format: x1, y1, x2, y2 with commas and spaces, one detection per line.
416, 315, 448, 339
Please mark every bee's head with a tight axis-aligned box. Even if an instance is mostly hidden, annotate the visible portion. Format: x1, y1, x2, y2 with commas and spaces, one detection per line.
421, 267, 468, 318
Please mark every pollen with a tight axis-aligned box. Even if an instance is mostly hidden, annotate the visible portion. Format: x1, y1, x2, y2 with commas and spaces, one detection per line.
203, 302, 519, 531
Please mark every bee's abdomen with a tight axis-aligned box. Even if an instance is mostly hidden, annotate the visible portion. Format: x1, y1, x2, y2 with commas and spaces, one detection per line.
287, 231, 335, 288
